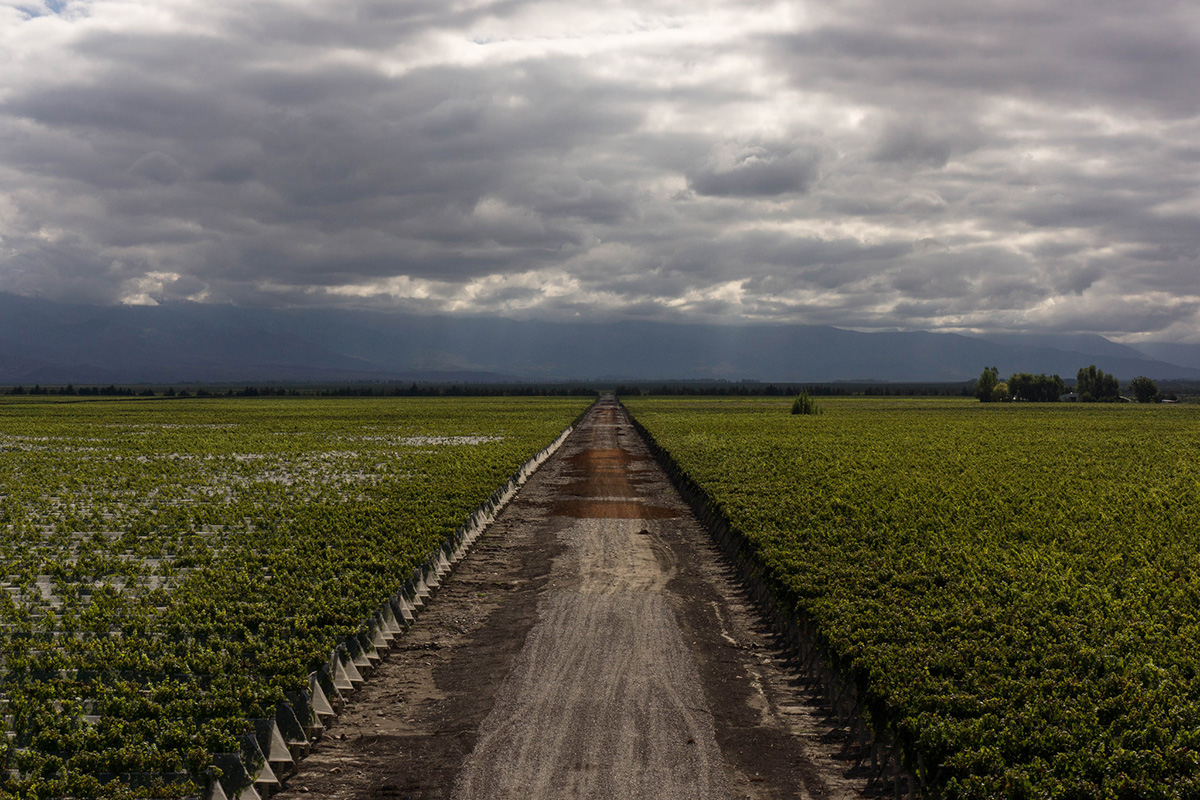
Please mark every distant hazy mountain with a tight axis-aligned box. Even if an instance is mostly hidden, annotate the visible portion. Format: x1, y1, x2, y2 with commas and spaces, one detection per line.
0, 292, 1196, 384
1129, 342, 1200, 371
973, 332, 1153, 363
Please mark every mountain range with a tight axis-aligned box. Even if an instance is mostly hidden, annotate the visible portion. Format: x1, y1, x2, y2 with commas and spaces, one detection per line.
1, 292, 1198, 385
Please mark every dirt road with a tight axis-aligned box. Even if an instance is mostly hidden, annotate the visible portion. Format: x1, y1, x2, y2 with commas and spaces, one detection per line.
276, 398, 867, 799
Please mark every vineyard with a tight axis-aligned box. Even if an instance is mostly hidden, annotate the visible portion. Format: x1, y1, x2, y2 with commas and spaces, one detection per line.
623, 396, 1200, 799
0, 395, 589, 799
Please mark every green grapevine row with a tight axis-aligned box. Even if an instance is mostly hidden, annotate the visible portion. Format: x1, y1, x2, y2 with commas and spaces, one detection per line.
0, 396, 589, 799
624, 396, 1200, 800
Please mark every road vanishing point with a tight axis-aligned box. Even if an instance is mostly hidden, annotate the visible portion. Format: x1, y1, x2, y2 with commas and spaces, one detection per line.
275, 397, 869, 799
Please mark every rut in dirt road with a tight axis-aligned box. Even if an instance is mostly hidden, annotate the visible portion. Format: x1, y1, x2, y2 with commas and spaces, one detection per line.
275, 398, 868, 800
452, 400, 727, 800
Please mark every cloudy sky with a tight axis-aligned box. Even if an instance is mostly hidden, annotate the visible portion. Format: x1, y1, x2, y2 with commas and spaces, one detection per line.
1, 0, 1198, 340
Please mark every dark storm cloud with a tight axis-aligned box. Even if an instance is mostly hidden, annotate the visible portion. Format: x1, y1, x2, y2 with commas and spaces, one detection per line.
770, 2, 1200, 117
687, 142, 822, 197
0, 0, 1198, 339
871, 117, 983, 169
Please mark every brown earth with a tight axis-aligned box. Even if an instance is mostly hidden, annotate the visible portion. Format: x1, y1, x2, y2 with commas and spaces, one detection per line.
273, 398, 871, 799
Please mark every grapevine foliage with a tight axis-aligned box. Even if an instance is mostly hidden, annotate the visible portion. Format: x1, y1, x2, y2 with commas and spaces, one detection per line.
0, 396, 588, 798
625, 396, 1200, 799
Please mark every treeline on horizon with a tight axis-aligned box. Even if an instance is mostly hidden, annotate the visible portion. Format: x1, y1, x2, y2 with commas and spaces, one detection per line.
975, 364, 1181, 403
4, 376, 1198, 400
2, 383, 600, 398
614, 382, 973, 396
0, 381, 985, 399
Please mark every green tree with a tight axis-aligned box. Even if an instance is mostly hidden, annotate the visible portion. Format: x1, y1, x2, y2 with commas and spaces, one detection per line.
975, 366, 1000, 402
991, 381, 1010, 402
1076, 365, 1119, 401
791, 391, 820, 415
1009, 373, 1065, 402
1129, 376, 1159, 403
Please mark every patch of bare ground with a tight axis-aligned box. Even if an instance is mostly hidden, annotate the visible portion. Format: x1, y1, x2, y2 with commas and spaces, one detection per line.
274, 399, 873, 800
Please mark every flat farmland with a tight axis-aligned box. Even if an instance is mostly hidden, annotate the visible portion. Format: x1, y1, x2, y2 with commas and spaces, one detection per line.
623, 396, 1200, 799
0, 395, 589, 798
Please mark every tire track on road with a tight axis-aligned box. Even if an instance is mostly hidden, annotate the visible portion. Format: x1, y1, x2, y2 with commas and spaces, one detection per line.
453, 400, 727, 799
276, 398, 869, 800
